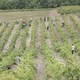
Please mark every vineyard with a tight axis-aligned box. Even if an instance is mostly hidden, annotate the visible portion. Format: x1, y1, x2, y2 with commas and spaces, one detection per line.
0, 10, 80, 80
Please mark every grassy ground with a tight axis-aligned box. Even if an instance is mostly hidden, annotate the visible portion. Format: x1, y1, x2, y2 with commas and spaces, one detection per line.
0, 10, 50, 22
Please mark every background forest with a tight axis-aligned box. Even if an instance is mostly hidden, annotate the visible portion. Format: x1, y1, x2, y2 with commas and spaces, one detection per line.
0, 0, 80, 10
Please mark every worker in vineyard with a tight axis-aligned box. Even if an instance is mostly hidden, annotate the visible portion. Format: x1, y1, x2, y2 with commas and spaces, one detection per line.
40, 17, 42, 21
15, 56, 21, 65
22, 20, 26, 28
62, 22, 65, 27
44, 17, 46, 21
30, 18, 33, 23
47, 17, 49, 21
72, 44, 75, 54
16, 19, 19, 24
29, 23, 31, 27
53, 23, 55, 27
20, 18, 22, 21
3, 21, 5, 25
46, 25, 49, 30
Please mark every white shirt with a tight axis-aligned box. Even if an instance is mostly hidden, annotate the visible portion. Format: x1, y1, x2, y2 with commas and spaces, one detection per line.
31, 18, 32, 20
72, 46, 75, 50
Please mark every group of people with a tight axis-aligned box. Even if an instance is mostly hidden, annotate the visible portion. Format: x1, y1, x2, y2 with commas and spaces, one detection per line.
16, 17, 75, 55
44, 17, 65, 30
16, 18, 33, 29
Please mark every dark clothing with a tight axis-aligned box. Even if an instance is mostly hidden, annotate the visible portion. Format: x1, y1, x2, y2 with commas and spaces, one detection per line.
72, 50, 74, 54
44, 17, 46, 21
22, 20, 26, 28
47, 17, 49, 21
47, 26, 49, 30
62, 23, 65, 27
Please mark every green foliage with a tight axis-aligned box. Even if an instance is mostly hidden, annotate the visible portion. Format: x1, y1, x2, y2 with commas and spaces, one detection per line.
0, 16, 80, 80
0, 0, 79, 9
58, 6, 80, 14
0, 73, 19, 80
0, 22, 15, 52
63, 63, 80, 80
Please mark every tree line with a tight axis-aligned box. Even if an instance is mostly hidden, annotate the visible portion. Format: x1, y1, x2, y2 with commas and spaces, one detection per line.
0, 0, 80, 10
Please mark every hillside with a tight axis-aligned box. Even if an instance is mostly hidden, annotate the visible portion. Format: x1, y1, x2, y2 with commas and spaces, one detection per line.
0, 8, 80, 80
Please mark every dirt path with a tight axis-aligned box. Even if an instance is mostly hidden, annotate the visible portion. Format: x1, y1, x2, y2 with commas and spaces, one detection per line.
15, 36, 21, 50
15, 23, 32, 50
3, 24, 18, 53
34, 19, 45, 80
45, 22, 53, 49
26, 25, 32, 49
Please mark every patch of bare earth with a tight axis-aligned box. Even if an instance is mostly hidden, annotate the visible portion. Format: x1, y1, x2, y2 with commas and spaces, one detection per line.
15, 36, 21, 50
3, 24, 18, 53
26, 24, 32, 49
34, 20, 45, 80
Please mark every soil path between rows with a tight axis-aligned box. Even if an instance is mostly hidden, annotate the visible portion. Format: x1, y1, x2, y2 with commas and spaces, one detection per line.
34, 19, 46, 80
3, 24, 18, 53
26, 24, 32, 49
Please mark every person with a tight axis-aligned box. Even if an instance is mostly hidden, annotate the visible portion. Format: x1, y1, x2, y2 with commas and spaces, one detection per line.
53, 23, 55, 27
47, 26, 49, 30
62, 22, 65, 27
29, 23, 31, 27
7, 65, 11, 70
15, 56, 21, 65
20, 18, 22, 21
72, 44, 75, 54
29, 18, 32, 26
44, 17, 46, 21
30, 18, 33, 22
40, 17, 42, 21
47, 17, 49, 21
22, 20, 26, 28
2, 21, 5, 25
16, 19, 19, 24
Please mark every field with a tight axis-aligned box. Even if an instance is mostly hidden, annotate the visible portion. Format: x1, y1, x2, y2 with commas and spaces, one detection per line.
0, 8, 80, 80
58, 6, 80, 14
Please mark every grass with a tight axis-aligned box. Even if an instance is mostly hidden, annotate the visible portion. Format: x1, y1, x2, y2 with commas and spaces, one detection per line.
58, 6, 80, 14
0, 10, 50, 22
